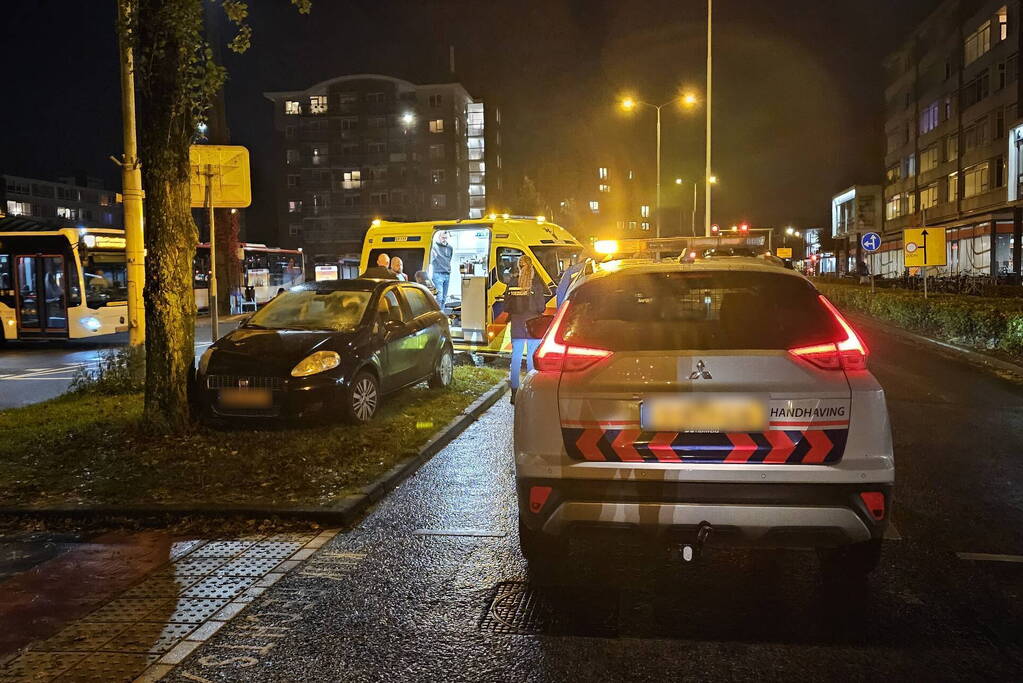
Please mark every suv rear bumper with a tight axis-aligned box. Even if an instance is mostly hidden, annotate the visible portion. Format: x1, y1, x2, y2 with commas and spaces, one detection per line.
517, 479, 891, 548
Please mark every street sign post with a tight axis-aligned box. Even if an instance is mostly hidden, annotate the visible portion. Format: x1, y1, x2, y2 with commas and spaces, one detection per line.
776, 247, 793, 259
903, 227, 946, 299
190, 145, 252, 341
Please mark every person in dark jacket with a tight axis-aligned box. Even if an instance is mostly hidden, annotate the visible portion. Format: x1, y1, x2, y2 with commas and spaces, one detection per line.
362, 253, 398, 279
506, 256, 547, 403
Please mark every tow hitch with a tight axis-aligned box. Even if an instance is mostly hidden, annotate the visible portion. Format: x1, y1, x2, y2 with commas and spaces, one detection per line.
680, 522, 714, 562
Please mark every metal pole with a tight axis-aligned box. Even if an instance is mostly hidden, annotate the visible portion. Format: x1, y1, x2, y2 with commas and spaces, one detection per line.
655, 105, 662, 238
117, 0, 145, 346
704, 0, 713, 236
206, 165, 219, 342
691, 182, 697, 236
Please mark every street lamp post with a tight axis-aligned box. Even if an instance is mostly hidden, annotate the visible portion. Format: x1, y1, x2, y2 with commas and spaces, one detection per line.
705, 0, 713, 236
621, 94, 698, 238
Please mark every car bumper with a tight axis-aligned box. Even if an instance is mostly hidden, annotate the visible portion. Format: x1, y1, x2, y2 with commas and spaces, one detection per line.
517, 479, 892, 548
199, 374, 345, 419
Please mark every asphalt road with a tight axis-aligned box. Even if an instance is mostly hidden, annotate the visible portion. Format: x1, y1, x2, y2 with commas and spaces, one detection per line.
0, 316, 238, 409
151, 320, 1023, 682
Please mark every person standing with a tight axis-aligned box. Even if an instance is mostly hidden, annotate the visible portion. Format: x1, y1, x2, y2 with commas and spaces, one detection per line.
505, 256, 547, 404
431, 231, 453, 309
390, 256, 408, 281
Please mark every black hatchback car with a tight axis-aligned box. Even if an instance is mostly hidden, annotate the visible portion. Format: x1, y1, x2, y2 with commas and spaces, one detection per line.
196, 279, 453, 423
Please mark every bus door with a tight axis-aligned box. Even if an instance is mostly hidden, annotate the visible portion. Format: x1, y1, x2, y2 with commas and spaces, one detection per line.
15, 254, 68, 337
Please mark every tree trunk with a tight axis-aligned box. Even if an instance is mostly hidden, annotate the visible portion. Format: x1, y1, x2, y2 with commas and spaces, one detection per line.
136, 0, 204, 433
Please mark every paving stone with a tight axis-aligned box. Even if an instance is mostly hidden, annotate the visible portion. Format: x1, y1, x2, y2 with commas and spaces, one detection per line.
33, 622, 127, 652
262, 532, 316, 543
238, 542, 304, 560
102, 623, 195, 655
160, 557, 228, 576
181, 576, 257, 600
83, 598, 174, 624
162, 598, 229, 624
120, 575, 203, 599
0, 652, 86, 682
52, 651, 158, 682
213, 557, 284, 577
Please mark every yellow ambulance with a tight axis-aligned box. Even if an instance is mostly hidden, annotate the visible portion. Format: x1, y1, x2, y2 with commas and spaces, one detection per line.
359, 215, 584, 354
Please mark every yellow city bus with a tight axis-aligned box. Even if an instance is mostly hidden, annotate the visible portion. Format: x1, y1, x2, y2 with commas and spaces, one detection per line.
360, 215, 584, 354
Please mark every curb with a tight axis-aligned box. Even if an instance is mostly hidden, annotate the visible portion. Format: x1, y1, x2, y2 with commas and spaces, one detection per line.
848, 312, 1023, 377
0, 382, 509, 527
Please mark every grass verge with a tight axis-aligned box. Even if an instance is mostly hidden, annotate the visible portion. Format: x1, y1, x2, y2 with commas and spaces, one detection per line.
0, 366, 505, 509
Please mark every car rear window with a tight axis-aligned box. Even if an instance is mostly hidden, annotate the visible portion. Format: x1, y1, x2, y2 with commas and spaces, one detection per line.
561, 271, 843, 351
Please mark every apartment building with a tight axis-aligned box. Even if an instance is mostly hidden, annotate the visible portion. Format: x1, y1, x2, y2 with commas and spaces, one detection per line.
1, 174, 121, 228
264, 74, 502, 257
879, 0, 1021, 278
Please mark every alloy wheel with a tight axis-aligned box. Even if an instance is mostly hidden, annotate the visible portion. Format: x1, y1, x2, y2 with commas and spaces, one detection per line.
352, 377, 378, 421
439, 349, 453, 385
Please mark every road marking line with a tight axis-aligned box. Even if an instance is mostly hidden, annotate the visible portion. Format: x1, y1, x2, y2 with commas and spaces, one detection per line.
1, 376, 76, 381
956, 552, 1023, 563
413, 528, 506, 537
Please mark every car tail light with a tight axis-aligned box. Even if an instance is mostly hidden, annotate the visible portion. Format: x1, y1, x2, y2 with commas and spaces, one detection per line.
859, 491, 885, 521
529, 485, 553, 513
789, 295, 868, 371
533, 303, 613, 373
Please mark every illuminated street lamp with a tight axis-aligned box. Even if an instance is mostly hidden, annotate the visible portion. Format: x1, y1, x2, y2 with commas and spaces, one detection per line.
786, 226, 795, 235
401, 111, 415, 127
619, 93, 699, 238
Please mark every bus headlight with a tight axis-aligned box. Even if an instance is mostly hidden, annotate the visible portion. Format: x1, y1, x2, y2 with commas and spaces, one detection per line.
291, 351, 341, 377
79, 316, 102, 332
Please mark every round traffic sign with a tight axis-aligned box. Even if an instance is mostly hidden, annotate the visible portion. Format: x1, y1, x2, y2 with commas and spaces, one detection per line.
905, 242, 918, 253
861, 232, 882, 252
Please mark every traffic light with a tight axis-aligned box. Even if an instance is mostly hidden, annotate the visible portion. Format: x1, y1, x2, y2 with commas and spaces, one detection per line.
739, 223, 749, 234
710, 224, 719, 234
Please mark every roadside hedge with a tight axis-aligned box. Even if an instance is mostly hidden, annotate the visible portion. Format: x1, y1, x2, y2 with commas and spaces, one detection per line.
816, 281, 1023, 357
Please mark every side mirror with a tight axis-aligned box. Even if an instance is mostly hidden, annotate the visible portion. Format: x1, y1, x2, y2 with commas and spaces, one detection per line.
525, 314, 555, 339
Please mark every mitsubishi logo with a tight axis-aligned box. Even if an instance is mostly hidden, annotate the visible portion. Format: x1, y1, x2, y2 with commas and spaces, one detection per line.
688, 360, 713, 380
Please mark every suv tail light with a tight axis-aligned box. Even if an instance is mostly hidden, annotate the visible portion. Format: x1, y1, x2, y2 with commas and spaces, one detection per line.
533, 302, 613, 372
789, 295, 868, 371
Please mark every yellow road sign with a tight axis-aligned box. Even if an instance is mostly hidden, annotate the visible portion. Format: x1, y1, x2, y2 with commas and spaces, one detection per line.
776, 247, 793, 259
189, 145, 251, 208
903, 227, 946, 267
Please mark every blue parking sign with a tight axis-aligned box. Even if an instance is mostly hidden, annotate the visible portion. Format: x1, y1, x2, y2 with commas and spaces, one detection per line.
861, 232, 881, 252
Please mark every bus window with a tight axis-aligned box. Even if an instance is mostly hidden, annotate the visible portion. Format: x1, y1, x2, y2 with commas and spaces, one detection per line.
0, 254, 11, 294
530, 245, 582, 282
496, 247, 525, 285
83, 252, 128, 307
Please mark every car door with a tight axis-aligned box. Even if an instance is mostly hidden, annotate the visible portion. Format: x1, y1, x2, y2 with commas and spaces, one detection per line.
377, 286, 419, 388
400, 285, 443, 380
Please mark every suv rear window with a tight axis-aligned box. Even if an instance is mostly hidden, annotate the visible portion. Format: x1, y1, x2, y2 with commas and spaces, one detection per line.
562, 271, 842, 351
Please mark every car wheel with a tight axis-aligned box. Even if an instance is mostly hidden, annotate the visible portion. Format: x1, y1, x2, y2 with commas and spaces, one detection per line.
817, 539, 883, 580
345, 371, 379, 423
518, 517, 566, 579
428, 345, 454, 388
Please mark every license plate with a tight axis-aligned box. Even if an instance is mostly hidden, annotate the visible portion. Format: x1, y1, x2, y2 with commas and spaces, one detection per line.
641, 396, 767, 433
219, 388, 273, 409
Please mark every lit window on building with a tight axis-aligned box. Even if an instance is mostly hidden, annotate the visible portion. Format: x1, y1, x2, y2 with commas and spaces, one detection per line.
598, 184, 610, 193
286, 149, 299, 165
589, 201, 600, 213
885, 163, 901, 184
946, 134, 959, 161
964, 163, 990, 197
920, 183, 939, 210
920, 144, 939, 172
628, 221, 637, 230
628, 170, 634, 180
948, 171, 959, 201
903, 153, 916, 178
641, 222, 650, 231
309, 95, 328, 114
885, 194, 902, 220
6, 200, 31, 216
998, 6, 1008, 41
342, 171, 362, 190
288, 200, 302, 213
431, 194, 447, 209
919, 101, 939, 134
640, 205, 650, 218
312, 148, 323, 166
598, 167, 608, 179
285, 100, 301, 115
429, 119, 445, 133
432, 169, 445, 184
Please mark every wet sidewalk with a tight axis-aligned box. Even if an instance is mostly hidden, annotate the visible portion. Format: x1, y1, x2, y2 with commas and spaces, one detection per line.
0, 527, 337, 682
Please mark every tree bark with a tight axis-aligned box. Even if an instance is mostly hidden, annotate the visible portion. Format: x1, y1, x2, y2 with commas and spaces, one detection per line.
136, 0, 203, 433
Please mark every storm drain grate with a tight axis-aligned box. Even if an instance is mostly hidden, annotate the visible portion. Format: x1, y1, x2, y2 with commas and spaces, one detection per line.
478, 582, 550, 634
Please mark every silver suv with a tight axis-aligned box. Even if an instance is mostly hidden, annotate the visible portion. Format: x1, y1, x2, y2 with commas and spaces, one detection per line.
513, 258, 893, 578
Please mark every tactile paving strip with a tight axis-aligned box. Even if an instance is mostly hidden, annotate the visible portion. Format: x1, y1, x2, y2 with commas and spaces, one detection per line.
182, 575, 257, 600
163, 557, 230, 575
120, 574, 204, 598
214, 557, 284, 577
189, 540, 257, 558
240, 542, 305, 559
478, 582, 550, 635
83, 598, 175, 623
34, 622, 127, 652
0, 652, 86, 681
102, 622, 195, 654
163, 598, 230, 624
52, 652, 159, 682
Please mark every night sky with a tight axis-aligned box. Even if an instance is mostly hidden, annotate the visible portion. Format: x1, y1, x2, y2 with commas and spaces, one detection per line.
1, 0, 939, 242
